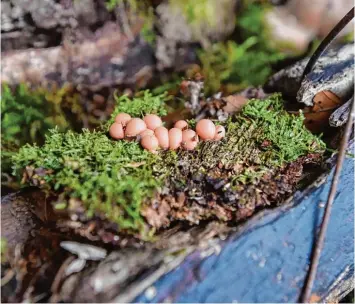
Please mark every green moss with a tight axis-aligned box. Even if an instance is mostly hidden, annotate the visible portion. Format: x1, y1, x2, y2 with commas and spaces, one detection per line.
2, 84, 69, 146
106, 90, 169, 128
195, 3, 285, 95
105, 0, 120, 11
197, 38, 284, 95
1, 238, 7, 263
241, 96, 325, 164
13, 90, 171, 236
1, 83, 86, 176
163, 94, 325, 188
13, 129, 166, 236
171, 0, 218, 28
238, 3, 270, 41
13, 94, 325, 236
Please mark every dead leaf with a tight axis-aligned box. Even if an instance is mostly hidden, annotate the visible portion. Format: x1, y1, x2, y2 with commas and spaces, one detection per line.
222, 95, 249, 114
142, 199, 171, 229
312, 90, 341, 112
302, 90, 342, 133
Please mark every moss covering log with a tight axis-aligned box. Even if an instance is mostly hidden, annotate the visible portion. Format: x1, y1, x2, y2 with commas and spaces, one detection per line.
12, 92, 325, 238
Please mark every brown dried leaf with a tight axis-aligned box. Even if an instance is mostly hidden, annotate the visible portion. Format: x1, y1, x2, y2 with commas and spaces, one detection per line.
303, 90, 342, 133
141, 199, 171, 229
222, 95, 249, 114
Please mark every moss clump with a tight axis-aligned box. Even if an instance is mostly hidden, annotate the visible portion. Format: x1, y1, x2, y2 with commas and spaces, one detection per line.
13, 93, 325, 236
241, 96, 325, 165
171, 0, 218, 28
195, 3, 285, 95
13, 129, 166, 235
2, 84, 69, 147
197, 38, 280, 95
13, 90, 170, 236
163, 94, 325, 188
1, 83, 86, 176
109, 90, 168, 122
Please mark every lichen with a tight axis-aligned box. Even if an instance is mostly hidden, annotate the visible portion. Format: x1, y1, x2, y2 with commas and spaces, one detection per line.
12, 93, 325, 237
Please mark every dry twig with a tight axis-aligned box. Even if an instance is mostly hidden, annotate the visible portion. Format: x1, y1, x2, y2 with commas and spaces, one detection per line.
301, 99, 354, 302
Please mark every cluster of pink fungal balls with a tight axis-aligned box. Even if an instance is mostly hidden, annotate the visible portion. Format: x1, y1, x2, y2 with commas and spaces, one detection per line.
109, 113, 225, 153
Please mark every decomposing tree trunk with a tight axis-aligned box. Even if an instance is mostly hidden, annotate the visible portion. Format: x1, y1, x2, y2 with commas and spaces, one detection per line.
1, 151, 353, 302
1, 187, 231, 302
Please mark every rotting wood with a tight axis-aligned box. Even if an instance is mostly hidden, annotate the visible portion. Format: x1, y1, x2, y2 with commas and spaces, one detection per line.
2, 149, 351, 302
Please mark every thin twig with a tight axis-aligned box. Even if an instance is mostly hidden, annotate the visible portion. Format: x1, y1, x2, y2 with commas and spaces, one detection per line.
301, 99, 354, 303
300, 6, 355, 83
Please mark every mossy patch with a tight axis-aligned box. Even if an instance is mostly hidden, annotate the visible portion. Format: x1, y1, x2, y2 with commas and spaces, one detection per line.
110, 90, 168, 120
171, 0, 218, 28
194, 3, 285, 95
13, 129, 166, 236
1, 238, 7, 263
2, 84, 70, 147
12, 93, 325, 236
1, 83, 86, 177
12, 90, 170, 237
163, 94, 325, 189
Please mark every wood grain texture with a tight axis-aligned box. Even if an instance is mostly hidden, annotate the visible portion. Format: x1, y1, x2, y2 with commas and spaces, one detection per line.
2, 154, 353, 302
135, 156, 354, 303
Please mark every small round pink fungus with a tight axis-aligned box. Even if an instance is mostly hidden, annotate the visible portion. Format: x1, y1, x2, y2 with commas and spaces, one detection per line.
168, 128, 183, 150
182, 129, 199, 150
154, 126, 169, 150
139, 129, 154, 138
214, 125, 226, 141
125, 118, 147, 138
114, 113, 131, 126
109, 122, 125, 140
141, 135, 159, 152
174, 120, 188, 130
144, 114, 163, 131
196, 119, 216, 140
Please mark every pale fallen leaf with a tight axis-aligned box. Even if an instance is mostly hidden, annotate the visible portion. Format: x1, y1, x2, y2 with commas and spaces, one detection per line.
222, 95, 249, 114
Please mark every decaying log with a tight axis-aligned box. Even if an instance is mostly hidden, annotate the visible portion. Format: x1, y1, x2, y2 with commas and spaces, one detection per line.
134, 153, 354, 303
1, 188, 45, 250
1, 187, 230, 302
1, 143, 353, 302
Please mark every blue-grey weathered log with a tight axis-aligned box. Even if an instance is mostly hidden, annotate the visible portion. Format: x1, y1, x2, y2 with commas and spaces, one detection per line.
134, 152, 354, 303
